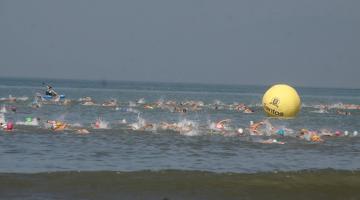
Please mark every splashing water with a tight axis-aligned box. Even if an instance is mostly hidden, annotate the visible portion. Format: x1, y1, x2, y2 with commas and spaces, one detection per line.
177, 119, 200, 136
0, 105, 7, 113
0, 113, 5, 124
93, 118, 110, 129
137, 98, 145, 104
129, 114, 147, 131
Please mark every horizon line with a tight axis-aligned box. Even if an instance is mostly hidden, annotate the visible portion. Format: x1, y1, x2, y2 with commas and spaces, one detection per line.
0, 76, 359, 90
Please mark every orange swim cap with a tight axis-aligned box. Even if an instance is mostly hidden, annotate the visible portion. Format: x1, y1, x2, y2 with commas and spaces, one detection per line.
311, 135, 321, 142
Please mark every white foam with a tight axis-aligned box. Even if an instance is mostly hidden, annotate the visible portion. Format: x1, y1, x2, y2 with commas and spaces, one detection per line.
16, 118, 39, 126
177, 119, 199, 136
129, 101, 137, 107
92, 118, 110, 129
137, 98, 146, 104
0, 113, 6, 124
0, 105, 7, 113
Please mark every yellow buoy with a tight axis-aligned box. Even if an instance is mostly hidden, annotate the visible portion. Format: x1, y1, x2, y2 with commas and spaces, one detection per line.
262, 84, 301, 117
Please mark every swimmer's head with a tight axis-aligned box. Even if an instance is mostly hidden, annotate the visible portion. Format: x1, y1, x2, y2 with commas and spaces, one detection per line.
335, 130, 341, 136
311, 135, 321, 142
6, 121, 14, 130
237, 128, 243, 134
276, 129, 285, 136
344, 131, 349, 136
353, 131, 358, 136
26, 117, 32, 122
250, 121, 254, 125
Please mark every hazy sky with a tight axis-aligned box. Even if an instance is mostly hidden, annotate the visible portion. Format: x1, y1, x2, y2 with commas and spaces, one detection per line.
0, 0, 359, 88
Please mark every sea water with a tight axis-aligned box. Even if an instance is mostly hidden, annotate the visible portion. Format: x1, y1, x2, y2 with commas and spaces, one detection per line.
0, 78, 359, 199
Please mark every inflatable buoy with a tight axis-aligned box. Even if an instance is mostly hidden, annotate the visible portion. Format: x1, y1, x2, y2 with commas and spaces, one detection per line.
262, 84, 301, 117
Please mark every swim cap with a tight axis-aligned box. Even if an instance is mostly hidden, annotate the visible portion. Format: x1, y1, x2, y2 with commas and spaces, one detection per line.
216, 123, 224, 129
335, 130, 341, 136
26, 117, 32, 122
6, 122, 13, 130
300, 128, 308, 133
276, 129, 285, 136
311, 135, 321, 142
237, 128, 244, 134
353, 131, 358, 136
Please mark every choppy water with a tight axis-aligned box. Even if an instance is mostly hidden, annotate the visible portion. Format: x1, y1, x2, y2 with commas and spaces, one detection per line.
1, 78, 360, 173
0, 78, 359, 199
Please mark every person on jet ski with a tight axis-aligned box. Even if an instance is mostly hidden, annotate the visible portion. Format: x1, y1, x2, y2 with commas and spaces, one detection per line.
45, 85, 58, 97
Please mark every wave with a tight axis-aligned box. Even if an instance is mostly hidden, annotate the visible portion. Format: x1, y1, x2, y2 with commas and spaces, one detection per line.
0, 169, 359, 200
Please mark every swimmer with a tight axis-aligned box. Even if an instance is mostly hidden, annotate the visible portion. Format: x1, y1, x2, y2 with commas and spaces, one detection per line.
102, 99, 117, 107
92, 118, 110, 129
249, 120, 265, 135
62, 99, 72, 106
0, 95, 17, 102
353, 131, 358, 137
310, 134, 323, 142
159, 122, 178, 131
82, 101, 96, 106
337, 110, 351, 116
237, 128, 244, 135
222, 128, 245, 137
319, 129, 335, 137
79, 97, 97, 106
235, 104, 246, 111
243, 107, 254, 114
47, 120, 67, 131
129, 121, 154, 131
215, 119, 231, 130
2, 121, 14, 132
259, 139, 285, 145
78, 97, 93, 102
298, 129, 323, 142
143, 104, 154, 109
137, 98, 146, 104
76, 129, 90, 134
93, 120, 101, 129
16, 117, 40, 126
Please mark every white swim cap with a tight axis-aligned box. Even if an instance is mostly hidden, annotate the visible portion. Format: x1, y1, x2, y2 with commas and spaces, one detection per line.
250, 121, 254, 125
344, 131, 349, 136
353, 131, 358, 136
237, 128, 243, 134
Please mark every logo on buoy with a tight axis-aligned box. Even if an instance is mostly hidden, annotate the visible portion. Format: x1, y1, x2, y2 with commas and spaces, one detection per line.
270, 98, 280, 108
262, 84, 301, 118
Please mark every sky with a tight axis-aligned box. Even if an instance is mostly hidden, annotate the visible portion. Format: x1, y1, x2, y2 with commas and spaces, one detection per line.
0, 0, 359, 88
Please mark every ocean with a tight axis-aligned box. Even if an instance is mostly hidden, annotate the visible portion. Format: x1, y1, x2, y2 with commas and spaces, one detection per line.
0, 77, 359, 199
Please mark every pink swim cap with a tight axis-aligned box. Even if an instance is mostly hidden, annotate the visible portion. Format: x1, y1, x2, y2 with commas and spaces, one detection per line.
6, 122, 14, 130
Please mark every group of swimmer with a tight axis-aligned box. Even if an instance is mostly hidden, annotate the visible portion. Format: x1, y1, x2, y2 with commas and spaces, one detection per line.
2, 110, 358, 145
0, 85, 359, 145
